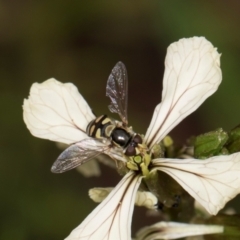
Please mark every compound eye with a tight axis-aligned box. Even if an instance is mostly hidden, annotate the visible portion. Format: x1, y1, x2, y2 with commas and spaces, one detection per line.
133, 134, 142, 144
125, 145, 136, 156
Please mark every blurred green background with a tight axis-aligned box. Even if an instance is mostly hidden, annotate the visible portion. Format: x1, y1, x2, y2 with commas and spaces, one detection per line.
1, 1, 240, 239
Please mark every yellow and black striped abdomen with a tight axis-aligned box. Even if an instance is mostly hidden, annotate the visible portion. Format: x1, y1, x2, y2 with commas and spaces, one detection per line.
86, 115, 115, 139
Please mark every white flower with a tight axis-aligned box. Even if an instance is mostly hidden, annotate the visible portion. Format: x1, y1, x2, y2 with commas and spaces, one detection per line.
65, 171, 142, 240
144, 36, 221, 148
23, 37, 240, 240
23, 79, 95, 144
152, 153, 240, 215
135, 221, 224, 240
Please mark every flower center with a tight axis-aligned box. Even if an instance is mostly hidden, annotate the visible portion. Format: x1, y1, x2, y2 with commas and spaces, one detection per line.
126, 143, 151, 176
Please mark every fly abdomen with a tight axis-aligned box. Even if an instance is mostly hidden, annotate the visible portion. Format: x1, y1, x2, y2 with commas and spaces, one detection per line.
87, 115, 132, 147
87, 115, 114, 139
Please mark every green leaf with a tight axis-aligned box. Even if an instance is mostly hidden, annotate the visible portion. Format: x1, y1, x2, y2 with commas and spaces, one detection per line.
225, 125, 240, 153
194, 128, 229, 159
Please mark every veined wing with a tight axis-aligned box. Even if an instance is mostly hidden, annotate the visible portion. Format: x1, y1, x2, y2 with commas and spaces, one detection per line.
52, 138, 111, 173
106, 62, 128, 126
144, 37, 222, 148
51, 138, 126, 173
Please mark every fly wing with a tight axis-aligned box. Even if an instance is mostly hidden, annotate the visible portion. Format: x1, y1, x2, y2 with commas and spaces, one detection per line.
106, 61, 128, 126
144, 37, 222, 148
51, 138, 111, 173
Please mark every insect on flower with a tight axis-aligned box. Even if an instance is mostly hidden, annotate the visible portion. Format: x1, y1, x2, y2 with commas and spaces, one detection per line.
51, 62, 151, 175
23, 37, 240, 240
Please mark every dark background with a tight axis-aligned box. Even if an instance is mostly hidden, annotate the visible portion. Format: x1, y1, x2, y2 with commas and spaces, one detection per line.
1, 1, 240, 239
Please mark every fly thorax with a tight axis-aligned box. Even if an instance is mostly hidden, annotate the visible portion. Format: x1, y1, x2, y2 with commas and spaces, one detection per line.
111, 127, 132, 147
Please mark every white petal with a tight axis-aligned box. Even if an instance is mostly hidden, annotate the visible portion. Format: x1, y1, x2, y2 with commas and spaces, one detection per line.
65, 172, 142, 240
152, 152, 240, 215
135, 221, 223, 240
89, 188, 158, 209
23, 78, 95, 144
145, 37, 222, 148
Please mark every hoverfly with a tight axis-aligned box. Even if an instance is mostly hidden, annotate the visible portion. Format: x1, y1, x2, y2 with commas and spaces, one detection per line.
51, 62, 150, 174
